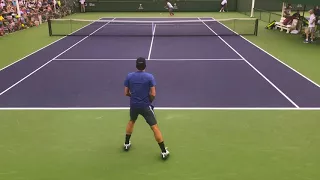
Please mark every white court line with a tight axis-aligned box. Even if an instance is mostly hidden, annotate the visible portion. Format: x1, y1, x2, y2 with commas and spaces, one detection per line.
54, 59, 136, 61
151, 59, 242, 61
102, 24, 205, 26
213, 18, 320, 89
0, 18, 104, 73
0, 18, 116, 97
54, 58, 243, 61
0, 107, 319, 110
101, 17, 207, 18
198, 17, 299, 108
148, 24, 157, 60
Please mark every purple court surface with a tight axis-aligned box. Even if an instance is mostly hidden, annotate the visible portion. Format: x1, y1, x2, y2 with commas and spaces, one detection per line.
0, 17, 320, 109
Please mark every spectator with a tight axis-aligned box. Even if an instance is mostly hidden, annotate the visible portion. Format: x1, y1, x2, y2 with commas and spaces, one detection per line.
304, 9, 316, 43
0, 0, 5, 8
0, 0, 74, 36
292, 10, 301, 19
0, 14, 4, 36
283, 4, 292, 18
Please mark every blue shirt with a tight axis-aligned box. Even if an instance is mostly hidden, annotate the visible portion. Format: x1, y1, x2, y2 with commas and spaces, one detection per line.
124, 71, 156, 108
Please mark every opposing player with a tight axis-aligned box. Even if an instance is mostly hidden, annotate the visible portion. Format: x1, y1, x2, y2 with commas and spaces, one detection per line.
123, 57, 170, 160
219, 0, 227, 12
166, 0, 174, 16
304, 9, 316, 43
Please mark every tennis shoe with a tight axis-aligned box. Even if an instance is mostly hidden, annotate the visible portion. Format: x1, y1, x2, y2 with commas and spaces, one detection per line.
161, 147, 170, 160
124, 141, 131, 151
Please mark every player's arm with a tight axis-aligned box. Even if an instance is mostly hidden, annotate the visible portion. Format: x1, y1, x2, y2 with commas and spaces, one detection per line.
124, 87, 131, 97
124, 74, 131, 97
149, 86, 156, 102
149, 75, 156, 102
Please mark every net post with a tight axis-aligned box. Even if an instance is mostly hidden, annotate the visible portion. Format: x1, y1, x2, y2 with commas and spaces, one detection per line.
48, 19, 52, 36
254, 18, 259, 36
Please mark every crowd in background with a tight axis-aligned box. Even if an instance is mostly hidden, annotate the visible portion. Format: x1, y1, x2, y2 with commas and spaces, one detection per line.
281, 4, 320, 34
0, 0, 76, 36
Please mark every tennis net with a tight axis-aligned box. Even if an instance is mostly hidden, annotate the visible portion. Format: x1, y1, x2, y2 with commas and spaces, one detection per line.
48, 18, 259, 37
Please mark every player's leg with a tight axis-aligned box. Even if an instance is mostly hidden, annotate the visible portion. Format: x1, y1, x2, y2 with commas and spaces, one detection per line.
220, 4, 225, 12
169, 8, 172, 16
123, 108, 139, 151
142, 106, 170, 159
310, 27, 315, 42
304, 27, 310, 43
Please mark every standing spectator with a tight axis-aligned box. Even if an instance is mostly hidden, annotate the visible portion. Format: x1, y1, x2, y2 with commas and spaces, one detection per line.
304, 9, 316, 43
79, 0, 85, 13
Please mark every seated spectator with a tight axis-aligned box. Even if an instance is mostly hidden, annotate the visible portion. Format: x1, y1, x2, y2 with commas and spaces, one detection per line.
283, 10, 300, 26
292, 10, 301, 19
287, 10, 302, 32
283, 4, 292, 18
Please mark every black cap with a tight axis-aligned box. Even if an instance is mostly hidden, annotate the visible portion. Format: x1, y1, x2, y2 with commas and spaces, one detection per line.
136, 57, 146, 65
136, 57, 146, 70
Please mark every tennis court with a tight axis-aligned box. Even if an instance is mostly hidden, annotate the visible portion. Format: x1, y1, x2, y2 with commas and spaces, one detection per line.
0, 17, 319, 108
0, 15, 320, 180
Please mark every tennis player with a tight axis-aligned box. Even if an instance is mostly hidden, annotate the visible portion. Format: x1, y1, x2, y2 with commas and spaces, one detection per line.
219, 0, 227, 12
166, 0, 174, 16
304, 9, 316, 43
79, 0, 85, 13
123, 57, 170, 160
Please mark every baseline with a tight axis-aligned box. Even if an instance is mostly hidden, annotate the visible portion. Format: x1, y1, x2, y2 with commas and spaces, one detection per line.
0, 107, 319, 110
